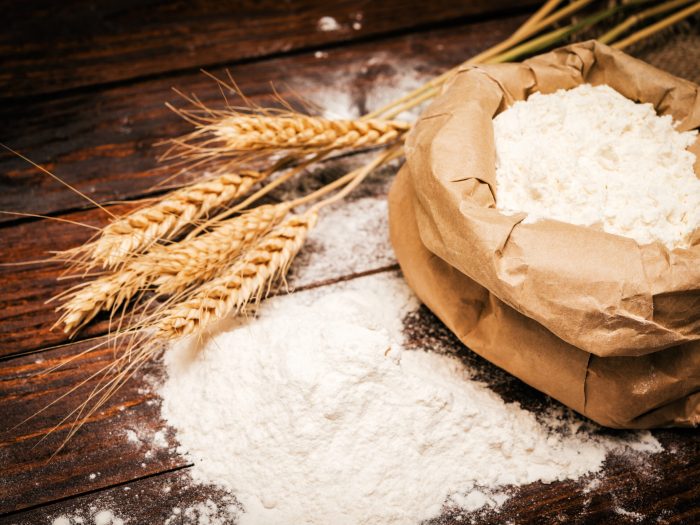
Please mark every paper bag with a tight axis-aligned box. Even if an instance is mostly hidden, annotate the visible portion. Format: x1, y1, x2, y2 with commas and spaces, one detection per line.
388, 41, 700, 428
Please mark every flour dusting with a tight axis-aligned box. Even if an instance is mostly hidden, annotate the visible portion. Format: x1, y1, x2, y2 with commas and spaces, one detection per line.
291, 195, 394, 283
51, 509, 124, 525
300, 58, 431, 121
160, 273, 661, 525
164, 498, 238, 525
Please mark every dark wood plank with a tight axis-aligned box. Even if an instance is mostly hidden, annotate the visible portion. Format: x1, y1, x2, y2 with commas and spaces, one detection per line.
0, 155, 396, 357
0, 0, 538, 98
2, 469, 234, 525
0, 13, 528, 222
0, 203, 130, 358
0, 336, 186, 514
1, 296, 697, 522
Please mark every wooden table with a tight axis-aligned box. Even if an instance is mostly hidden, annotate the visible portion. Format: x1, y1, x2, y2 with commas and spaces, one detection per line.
0, 2, 698, 523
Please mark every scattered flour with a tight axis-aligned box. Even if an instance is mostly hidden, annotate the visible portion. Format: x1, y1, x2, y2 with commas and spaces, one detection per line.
124, 429, 140, 444
152, 430, 168, 449
493, 84, 699, 249
51, 509, 123, 525
362, 61, 430, 120
93, 510, 123, 525
291, 195, 394, 283
582, 476, 601, 494
317, 16, 340, 32
164, 498, 238, 525
303, 58, 430, 121
160, 272, 661, 525
615, 506, 645, 521
315, 85, 359, 120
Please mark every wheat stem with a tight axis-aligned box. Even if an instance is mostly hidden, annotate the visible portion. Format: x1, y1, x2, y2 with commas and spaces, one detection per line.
311, 146, 404, 211
363, 0, 596, 121
511, 0, 561, 40
613, 1, 700, 49
599, 0, 695, 43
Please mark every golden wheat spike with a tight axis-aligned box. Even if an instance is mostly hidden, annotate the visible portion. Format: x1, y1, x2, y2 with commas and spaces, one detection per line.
170, 114, 410, 158
152, 203, 289, 294
218, 115, 410, 150
156, 210, 317, 338
57, 203, 289, 334
87, 170, 264, 267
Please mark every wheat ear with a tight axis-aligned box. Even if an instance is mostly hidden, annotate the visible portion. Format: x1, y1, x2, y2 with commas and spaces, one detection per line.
57, 203, 289, 334
87, 170, 264, 268
167, 114, 409, 159
155, 210, 317, 338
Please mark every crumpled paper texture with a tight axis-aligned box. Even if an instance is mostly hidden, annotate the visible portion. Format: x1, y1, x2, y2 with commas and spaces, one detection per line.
389, 41, 699, 428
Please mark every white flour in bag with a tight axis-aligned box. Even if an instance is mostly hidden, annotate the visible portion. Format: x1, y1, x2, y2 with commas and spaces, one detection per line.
493, 84, 699, 249
161, 273, 661, 525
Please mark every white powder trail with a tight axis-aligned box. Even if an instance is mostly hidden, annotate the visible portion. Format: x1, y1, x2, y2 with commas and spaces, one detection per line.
160, 272, 661, 525
493, 84, 699, 249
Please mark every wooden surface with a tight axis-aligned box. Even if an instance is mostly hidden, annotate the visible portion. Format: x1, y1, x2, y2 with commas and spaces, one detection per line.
1, 2, 699, 524
1, 0, 539, 98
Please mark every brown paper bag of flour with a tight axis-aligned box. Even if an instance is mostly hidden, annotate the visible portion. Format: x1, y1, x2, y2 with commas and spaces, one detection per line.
388, 41, 700, 428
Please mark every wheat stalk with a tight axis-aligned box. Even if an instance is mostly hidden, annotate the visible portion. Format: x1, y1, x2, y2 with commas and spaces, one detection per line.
167, 113, 409, 159
85, 170, 265, 268
155, 210, 317, 338
599, 0, 695, 44
612, 0, 700, 49
57, 203, 290, 334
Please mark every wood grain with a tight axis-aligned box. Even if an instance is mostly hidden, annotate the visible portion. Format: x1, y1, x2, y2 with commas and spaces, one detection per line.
0, 0, 537, 98
0, 335, 186, 514
0, 13, 527, 222
3, 469, 233, 525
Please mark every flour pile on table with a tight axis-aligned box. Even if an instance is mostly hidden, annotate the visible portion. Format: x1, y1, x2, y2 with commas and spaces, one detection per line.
493, 84, 699, 249
160, 273, 661, 525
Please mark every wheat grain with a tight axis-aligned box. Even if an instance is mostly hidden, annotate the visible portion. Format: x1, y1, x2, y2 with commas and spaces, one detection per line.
58, 204, 289, 334
88, 170, 264, 267
156, 210, 317, 338
152, 203, 289, 293
218, 115, 410, 149
171, 114, 409, 158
